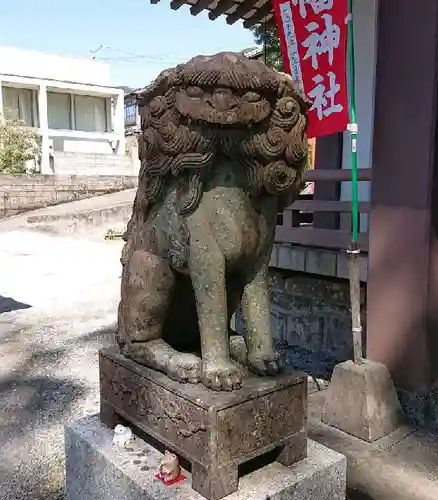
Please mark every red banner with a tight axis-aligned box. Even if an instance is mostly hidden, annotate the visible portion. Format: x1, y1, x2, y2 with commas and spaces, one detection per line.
272, 0, 349, 137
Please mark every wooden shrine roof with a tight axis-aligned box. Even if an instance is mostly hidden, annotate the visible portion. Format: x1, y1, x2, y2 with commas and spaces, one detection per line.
150, 0, 275, 29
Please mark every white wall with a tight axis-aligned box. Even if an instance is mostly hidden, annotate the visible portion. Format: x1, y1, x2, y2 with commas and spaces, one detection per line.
340, 0, 379, 232
0, 46, 111, 86
52, 137, 115, 155
53, 151, 135, 176
125, 135, 141, 176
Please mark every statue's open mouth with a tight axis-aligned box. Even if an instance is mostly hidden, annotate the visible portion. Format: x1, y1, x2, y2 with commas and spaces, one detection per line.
175, 93, 272, 126
188, 109, 241, 125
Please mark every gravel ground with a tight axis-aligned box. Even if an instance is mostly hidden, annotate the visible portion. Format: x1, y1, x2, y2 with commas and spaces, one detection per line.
0, 230, 124, 500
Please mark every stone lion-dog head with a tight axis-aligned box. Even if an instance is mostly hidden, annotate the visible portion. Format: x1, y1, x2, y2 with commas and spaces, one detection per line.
134, 51, 311, 219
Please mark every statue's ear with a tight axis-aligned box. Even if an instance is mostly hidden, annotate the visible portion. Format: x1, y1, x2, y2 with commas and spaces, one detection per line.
277, 71, 312, 111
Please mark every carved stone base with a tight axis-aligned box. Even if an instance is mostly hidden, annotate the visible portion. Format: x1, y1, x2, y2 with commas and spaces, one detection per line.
99, 348, 308, 500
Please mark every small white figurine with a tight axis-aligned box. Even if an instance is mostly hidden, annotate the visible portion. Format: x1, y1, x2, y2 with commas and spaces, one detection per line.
112, 424, 134, 449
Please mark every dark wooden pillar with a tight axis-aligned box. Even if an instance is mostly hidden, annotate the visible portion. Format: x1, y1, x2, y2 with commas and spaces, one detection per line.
312, 134, 343, 229
367, 0, 438, 391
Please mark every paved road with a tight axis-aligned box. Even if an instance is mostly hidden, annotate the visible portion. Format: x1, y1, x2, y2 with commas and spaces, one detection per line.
0, 230, 124, 499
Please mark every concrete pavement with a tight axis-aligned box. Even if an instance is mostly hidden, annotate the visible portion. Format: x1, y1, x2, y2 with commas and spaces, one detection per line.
0, 229, 123, 499
308, 391, 438, 500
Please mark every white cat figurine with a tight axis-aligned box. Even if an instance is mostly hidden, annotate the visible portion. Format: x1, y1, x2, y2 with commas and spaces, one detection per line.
112, 424, 134, 449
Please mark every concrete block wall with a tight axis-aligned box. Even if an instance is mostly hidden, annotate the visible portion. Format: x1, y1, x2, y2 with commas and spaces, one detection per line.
0, 174, 138, 218
53, 152, 136, 176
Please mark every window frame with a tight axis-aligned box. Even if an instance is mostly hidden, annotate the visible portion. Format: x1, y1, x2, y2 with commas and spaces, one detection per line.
124, 97, 137, 126
46, 90, 109, 133
2, 86, 38, 127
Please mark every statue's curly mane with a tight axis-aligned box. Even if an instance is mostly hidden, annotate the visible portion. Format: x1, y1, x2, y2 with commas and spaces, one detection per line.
132, 52, 310, 227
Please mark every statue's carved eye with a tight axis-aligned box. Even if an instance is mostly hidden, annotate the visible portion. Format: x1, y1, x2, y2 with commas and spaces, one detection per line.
186, 86, 203, 98
243, 91, 261, 103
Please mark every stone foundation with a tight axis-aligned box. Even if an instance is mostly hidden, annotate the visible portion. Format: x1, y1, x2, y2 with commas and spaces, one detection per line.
65, 415, 347, 500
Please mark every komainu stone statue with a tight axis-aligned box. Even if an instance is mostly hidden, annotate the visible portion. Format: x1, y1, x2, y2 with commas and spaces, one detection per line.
117, 52, 310, 392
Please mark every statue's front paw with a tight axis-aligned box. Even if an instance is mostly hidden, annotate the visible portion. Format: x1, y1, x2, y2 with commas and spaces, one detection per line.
166, 353, 202, 384
202, 363, 243, 392
248, 353, 281, 376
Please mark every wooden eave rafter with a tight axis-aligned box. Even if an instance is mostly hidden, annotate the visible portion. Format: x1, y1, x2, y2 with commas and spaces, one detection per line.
150, 0, 276, 28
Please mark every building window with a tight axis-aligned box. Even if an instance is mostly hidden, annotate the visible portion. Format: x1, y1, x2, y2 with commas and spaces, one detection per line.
74, 95, 107, 133
47, 91, 71, 130
2, 86, 37, 126
47, 92, 108, 132
124, 98, 137, 127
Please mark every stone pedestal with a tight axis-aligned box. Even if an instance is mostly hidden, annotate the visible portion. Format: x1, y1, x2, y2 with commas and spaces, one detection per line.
65, 415, 347, 500
99, 349, 307, 500
322, 360, 403, 442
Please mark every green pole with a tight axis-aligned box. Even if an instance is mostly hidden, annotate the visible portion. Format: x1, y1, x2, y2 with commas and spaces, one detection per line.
346, 0, 363, 365
347, 0, 359, 243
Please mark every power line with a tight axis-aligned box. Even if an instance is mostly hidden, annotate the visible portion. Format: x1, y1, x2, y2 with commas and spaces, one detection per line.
96, 57, 183, 64
88, 45, 185, 65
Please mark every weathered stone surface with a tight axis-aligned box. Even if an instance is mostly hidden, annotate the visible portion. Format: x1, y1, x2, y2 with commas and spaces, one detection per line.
305, 249, 337, 276
398, 388, 438, 431
322, 360, 403, 442
235, 271, 367, 379
117, 52, 311, 391
99, 348, 307, 499
277, 245, 306, 271
65, 415, 347, 500
276, 272, 365, 374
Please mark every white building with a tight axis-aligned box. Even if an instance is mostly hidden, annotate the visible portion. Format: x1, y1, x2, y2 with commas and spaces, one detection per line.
0, 46, 128, 175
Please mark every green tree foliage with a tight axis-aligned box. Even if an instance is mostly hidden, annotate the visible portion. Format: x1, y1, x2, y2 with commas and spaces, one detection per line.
250, 25, 283, 71
0, 118, 41, 174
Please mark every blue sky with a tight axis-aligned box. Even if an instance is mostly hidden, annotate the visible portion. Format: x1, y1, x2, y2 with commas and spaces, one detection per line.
0, 0, 255, 89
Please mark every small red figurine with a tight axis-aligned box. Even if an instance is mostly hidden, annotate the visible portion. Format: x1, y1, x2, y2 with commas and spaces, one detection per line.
155, 450, 185, 486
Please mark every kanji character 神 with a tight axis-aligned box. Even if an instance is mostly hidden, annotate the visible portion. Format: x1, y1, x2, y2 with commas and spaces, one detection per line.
292, 0, 333, 19
308, 71, 343, 120
302, 13, 340, 70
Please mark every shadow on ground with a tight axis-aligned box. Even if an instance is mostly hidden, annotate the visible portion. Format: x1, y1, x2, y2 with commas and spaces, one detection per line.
0, 322, 116, 500
0, 295, 31, 314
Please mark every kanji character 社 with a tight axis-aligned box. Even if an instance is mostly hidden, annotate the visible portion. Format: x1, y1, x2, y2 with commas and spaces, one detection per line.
308, 71, 343, 120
